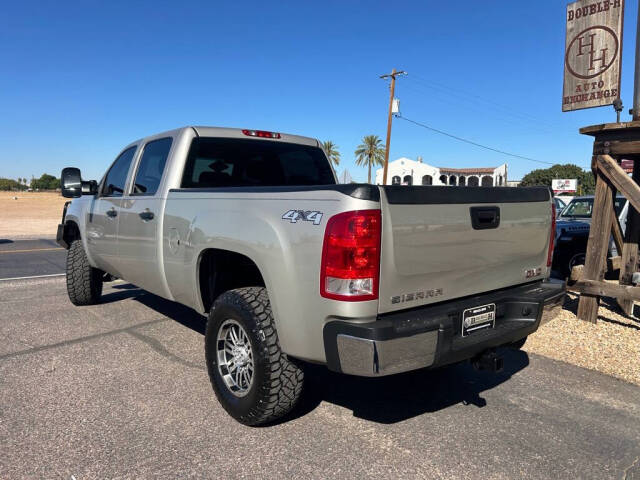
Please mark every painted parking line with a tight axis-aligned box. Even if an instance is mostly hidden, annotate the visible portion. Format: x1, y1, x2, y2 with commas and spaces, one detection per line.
0, 247, 64, 254
0, 273, 65, 282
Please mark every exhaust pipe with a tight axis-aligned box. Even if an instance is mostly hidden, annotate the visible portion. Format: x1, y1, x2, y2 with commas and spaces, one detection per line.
472, 349, 504, 373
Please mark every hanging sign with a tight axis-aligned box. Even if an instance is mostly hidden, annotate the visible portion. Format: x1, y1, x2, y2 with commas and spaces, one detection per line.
562, 0, 624, 112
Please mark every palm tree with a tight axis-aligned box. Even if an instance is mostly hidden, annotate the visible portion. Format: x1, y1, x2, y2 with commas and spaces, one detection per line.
322, 141, 340, 167
355, 135, 385, 184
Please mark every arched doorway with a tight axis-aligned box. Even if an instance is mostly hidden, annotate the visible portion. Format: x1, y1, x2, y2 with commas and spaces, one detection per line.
467, 176, 479, 187
422, 175, 432, 185
449, 175, 457, 186
439, 175, 447, 185
392, 176, 401, 185
481, 176, 493, 187
403, 175, 413, 186
459, 176, 466, 186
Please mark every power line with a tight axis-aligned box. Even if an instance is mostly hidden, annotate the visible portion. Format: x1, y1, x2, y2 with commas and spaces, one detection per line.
398, 82, 556, 136
396, 115, 555, 166
406, 74, 567, 131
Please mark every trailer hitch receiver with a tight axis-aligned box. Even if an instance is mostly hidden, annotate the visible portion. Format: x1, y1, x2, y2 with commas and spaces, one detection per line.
472, 349, 504, 373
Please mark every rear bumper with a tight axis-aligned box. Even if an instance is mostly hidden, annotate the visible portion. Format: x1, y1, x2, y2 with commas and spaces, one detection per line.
323, 279, 565, 377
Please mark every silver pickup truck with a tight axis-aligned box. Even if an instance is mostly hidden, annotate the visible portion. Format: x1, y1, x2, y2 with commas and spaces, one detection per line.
57, 126, 565, 425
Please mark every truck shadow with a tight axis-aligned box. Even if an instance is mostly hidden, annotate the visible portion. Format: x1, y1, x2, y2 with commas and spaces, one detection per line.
103, 283, 530, 425
291, 349, 529, 424
104, 283, 207, 334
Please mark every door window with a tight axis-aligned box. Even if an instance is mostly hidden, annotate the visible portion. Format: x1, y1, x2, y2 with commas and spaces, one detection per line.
101, 146, 137, 197
131, 137, 173, 196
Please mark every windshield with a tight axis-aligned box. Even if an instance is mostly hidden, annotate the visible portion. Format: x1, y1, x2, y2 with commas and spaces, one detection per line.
560, 197, 626, 218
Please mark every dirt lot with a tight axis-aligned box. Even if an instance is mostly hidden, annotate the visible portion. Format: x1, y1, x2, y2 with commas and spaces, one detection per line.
526, 293, 640, 386
0, 192, 68, 239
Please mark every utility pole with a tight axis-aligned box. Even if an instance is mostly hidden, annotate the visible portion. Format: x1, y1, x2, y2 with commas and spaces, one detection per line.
380, 69, 406, 185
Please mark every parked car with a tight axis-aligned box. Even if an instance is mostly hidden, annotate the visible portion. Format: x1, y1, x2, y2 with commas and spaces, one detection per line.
552, 195, 629, 277
57, 126, 565, 425
554, 197, 567, 217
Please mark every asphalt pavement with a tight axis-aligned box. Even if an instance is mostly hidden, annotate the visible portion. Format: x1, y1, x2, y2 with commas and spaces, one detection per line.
1, 276, 639, 479
0, 238, 66, 279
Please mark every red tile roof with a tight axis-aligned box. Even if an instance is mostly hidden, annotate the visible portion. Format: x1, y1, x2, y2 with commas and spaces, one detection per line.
437, 167, 497, 175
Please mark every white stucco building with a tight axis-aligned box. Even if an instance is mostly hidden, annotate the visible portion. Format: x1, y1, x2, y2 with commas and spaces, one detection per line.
374, 157, 508, 187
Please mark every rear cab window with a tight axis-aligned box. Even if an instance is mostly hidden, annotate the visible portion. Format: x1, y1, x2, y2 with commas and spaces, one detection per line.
131, 137, 173, 196
180, 138, 335, 188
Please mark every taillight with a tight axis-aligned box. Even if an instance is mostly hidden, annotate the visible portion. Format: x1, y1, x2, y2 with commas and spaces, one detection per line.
242, 129, 281, 139
547, 202, 556, 267
320, 210, 381, 301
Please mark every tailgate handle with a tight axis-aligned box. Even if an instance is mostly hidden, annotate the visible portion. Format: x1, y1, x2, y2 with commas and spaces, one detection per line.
470, 206, 500, 230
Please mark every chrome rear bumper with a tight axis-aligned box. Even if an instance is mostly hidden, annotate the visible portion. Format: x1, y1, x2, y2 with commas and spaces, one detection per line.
336, 331, 438, 377
324, 279, 566, 377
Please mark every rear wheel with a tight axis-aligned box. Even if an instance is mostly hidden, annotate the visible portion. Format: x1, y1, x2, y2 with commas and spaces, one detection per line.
205, 287, 304, 426
66, 239, 103, 305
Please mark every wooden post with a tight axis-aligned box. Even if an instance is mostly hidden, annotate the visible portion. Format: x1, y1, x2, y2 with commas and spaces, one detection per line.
619, 159, 640, 314
576, 174, 616, 323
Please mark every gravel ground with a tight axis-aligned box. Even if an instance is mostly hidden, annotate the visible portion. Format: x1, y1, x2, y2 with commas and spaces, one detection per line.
525, 292, 640, 386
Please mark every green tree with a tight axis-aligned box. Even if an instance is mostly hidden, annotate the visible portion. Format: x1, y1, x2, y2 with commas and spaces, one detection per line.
520, 164, 595, 195
0, 178, 26, 191
355, 135, 385, 184
31, 173, 60, 190
322, 140, 340, 167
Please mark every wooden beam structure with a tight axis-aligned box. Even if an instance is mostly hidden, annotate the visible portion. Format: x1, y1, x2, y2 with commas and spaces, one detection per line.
619, 158, 640, 314
569, 280, 640, 302
596, 155, 640, 213
574, 123, 640, 322
576, 175, 616, 323
611, 213, 624, 256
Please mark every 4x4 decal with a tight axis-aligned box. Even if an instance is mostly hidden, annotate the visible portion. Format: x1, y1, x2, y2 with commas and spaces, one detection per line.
281, 210, 323, 225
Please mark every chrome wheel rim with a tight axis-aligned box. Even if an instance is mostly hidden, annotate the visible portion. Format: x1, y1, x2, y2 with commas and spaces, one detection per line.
216, 319, 254, 397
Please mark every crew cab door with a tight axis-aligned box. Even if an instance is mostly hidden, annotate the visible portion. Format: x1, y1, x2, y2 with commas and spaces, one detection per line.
86, 146, 138, 276
116, 137, 173, 297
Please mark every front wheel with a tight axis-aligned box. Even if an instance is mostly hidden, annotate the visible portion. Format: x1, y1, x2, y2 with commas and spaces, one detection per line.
205, 287, 304, 426
66, 239, 103, 306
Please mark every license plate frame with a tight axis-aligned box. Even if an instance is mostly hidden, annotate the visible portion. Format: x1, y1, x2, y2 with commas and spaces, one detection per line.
461, 303, 496, 337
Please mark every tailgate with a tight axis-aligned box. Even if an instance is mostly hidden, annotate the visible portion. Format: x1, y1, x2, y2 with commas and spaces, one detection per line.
378, 186, 552, 314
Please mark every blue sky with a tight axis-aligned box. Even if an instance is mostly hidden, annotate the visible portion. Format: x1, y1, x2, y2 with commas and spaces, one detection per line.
1, 0, 638, 183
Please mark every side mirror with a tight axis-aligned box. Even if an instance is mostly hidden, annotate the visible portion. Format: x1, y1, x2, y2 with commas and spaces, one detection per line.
61, 168, 97, 198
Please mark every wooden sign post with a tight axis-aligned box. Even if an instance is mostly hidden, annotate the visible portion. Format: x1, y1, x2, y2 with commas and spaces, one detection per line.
562, 0, 640, 322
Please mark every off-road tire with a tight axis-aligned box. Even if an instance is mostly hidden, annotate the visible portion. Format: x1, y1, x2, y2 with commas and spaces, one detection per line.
205, 287, 304, 426
66, 239, 103, 306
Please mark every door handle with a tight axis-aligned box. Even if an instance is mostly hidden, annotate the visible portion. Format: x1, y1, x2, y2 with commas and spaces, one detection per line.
139, 209, 155, 221
106, 208, 118, 218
